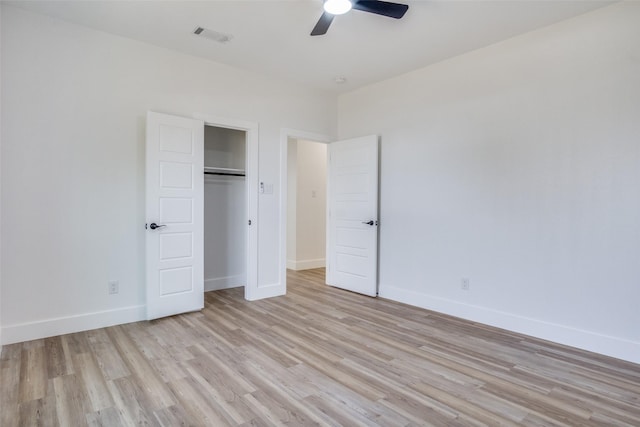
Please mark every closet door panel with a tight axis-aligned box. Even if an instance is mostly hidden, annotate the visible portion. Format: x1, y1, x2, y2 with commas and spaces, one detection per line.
159, 267, 194, 295
159, 198, 193, 224
159, 124, 194, 154
159, 161, 194, 189
159, 233, 193, 260
146, 111, 204, 320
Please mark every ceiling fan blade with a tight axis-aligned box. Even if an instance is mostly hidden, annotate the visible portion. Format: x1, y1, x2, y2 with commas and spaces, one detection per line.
311, 12, 335, 36
352, 0, 409, 19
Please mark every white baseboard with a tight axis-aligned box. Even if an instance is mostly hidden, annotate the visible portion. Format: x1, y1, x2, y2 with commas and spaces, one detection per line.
1, 305, 146, 345
286, 258, 325, 271
379, 285, 640, 365
204, 275, 244, 292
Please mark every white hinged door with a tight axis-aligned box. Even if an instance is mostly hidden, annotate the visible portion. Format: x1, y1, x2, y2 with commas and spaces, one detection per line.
146, 111, 204, 319
326, 135, 379, 297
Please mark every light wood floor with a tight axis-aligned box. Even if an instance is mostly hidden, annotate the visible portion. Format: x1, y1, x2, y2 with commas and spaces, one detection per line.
2, 269, 639, 426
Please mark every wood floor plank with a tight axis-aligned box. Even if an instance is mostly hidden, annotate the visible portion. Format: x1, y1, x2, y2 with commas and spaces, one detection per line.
74, 352, 114, 412
52, 374, 91, 427
187, 351, 256, 399
409, 380, 521, 427
19, 345, 48, 403
2, 268, 639, 426
106, 376, 161, 426
153, 404, 198, 427
288, 363, 411, 427
85, 406, 127, 427
184, 362, 259, 425
61, 332, 92, 357
120, 321, 173, 361
240, 392, 285, 427
167, 376, 235, 426
85, 329, 130, 381
302, 394, 373, 427
1, 360, 22, 425
45, 336, 73, 379
106, 325, 176, 410
17, 379, 58, 427
240, 347, 316, 400
148, 356, 190, 384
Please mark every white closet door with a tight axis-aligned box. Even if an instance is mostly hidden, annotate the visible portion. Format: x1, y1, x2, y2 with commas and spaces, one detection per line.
146, 111, 204, 320
326, 135, 379, 297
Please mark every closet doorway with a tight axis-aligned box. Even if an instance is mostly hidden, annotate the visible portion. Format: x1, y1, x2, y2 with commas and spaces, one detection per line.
204, 125, 247, 292
145, 111, 259, 320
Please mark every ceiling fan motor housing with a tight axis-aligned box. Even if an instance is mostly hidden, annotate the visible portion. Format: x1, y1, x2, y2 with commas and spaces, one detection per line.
311, 0, 409, 36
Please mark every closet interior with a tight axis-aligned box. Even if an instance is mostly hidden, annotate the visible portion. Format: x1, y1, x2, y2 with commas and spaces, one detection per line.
204, 125, 247, 292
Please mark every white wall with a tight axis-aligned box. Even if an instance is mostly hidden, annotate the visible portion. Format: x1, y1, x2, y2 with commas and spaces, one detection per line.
204, 126, 247, 291
286, 139, 327, 270
338, 2, 640, 363
0, 5, 336, 344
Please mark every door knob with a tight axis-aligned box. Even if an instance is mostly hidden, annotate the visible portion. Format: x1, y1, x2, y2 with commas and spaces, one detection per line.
362, 220, 375, 226
149, 223, 166, 230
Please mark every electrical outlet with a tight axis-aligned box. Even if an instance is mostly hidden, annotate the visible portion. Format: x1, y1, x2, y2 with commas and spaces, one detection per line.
108, 280, 119, 295
461, 278, 470, 291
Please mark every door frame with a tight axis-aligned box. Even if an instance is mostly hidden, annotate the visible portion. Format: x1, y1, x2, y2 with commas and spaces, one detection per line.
279, 128, 332, 292
196, 114, 259, 301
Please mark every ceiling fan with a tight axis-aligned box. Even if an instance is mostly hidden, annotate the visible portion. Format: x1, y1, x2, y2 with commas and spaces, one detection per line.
311, 0, 409, 36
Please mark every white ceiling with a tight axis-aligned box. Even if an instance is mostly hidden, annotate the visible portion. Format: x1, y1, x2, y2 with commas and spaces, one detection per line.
7, 0, 612, 93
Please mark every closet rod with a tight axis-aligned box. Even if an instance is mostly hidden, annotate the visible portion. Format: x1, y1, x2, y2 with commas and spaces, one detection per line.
204, 171, 245, 177
204, 166, 245, 177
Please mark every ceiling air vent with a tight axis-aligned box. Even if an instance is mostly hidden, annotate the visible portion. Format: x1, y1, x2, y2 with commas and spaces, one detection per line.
193, 26, 233, 44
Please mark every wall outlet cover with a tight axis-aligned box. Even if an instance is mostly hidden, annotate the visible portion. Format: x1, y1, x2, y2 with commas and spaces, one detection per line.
108, 280, 119, 294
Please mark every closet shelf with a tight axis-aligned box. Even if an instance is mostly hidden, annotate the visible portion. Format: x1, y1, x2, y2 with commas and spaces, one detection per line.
204, 166, 245, 177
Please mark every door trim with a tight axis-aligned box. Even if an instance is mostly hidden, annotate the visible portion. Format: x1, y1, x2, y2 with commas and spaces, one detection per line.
194, 114, 259, 301
280, 129, 332, 293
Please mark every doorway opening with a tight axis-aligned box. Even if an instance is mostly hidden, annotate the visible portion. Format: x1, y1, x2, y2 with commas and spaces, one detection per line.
286, 138, 328, 274
204, 125, 247, 293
